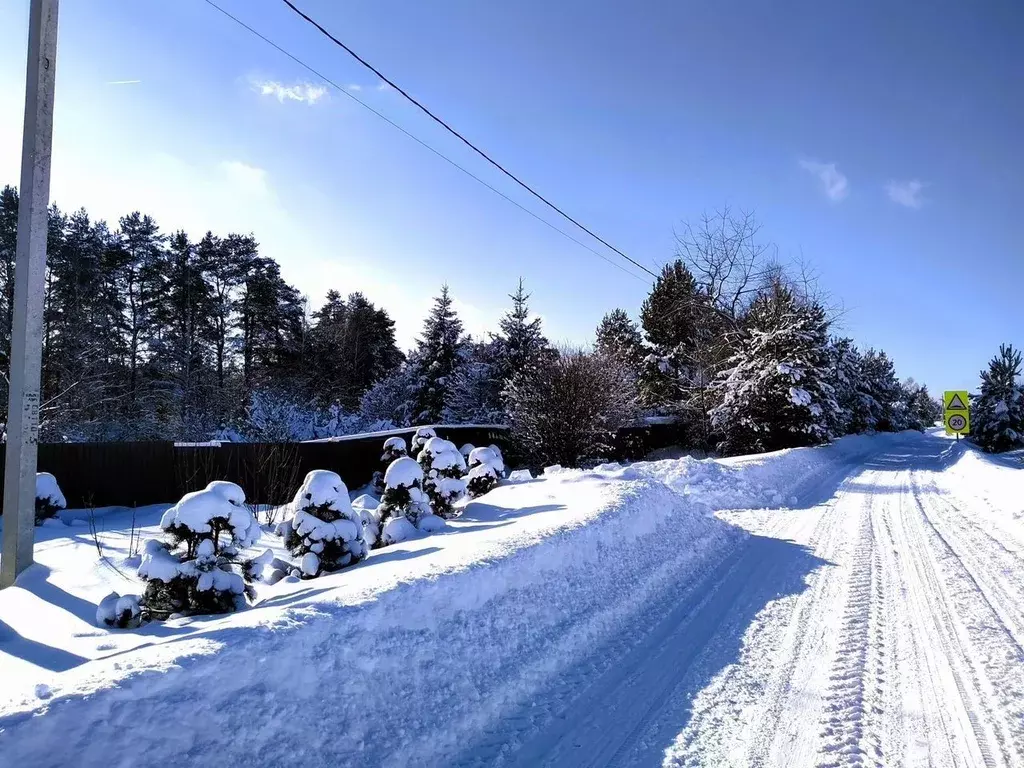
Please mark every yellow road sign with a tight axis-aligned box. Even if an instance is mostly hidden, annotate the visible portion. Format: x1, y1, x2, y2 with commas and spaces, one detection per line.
943, 390, 970, 435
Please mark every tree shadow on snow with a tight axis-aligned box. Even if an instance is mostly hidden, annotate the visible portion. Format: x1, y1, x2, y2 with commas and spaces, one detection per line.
457, 502, 566, 524
0, 618, 90, 672
453, 531, 833, 767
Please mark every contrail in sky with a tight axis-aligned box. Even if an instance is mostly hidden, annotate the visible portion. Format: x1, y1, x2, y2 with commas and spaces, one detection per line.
106, 79, 141, 85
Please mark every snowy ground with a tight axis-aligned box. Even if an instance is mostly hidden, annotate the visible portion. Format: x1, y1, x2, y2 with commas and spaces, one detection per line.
1, 430, 1022, 767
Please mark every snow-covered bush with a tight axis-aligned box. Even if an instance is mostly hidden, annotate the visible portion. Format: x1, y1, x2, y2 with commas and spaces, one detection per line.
373, 436, 408, 494
459, 443, 475, 463
278, 471, 368, 579
377, 457, 434, 546
95, 592, 142, 629
466, 446, 505, 498
138, 481, 267, 619
410, 426, 437, 454
417, 437, 467, 519
35, 472, 66, 524
352, 494, 382, 548
505, 347, 638, 467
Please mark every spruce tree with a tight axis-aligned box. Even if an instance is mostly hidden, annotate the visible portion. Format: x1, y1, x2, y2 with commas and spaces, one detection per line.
493, 279, 549, 388
442, 340, 504, 424
825, 337, 866, 436
408, 285, 465, 424
595, 309, 644, 371
855, 349, 904, 432
710, 284, 838, 455
973, 344, 1024, 453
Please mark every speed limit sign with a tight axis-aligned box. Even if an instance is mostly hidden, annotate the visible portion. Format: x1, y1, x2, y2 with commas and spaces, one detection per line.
943, 391, 970, 436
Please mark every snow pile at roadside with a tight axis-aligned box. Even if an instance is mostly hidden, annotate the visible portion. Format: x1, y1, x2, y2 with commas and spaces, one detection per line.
0, 470, 742, 767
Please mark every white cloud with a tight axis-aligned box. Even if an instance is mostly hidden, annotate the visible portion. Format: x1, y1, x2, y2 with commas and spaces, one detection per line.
251, 79, 327, 105
220, 160, 271, 197
346, 84, 363, 92
799, 159, 849, 202
885, 179, 926, 209
377, 81, 392, 92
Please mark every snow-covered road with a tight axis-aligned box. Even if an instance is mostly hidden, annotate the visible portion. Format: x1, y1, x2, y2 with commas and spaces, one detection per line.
2, 431, 1022, 767
457, 433, 1024, 767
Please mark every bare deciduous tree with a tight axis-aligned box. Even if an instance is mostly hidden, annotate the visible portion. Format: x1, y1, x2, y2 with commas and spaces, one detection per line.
505, 347, 638, 468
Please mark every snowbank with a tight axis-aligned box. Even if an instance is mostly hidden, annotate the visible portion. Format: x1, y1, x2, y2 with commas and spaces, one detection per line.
0, 470, 740, 767
0, 432, 902, 766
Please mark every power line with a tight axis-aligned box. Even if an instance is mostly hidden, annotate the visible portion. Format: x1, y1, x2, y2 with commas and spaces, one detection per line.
201, 0, 650, 285
276, 0, 660, 282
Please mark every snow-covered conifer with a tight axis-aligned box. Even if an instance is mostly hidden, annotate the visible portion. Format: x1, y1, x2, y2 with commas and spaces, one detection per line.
138, 481, 266, 618
377, 457, 434, 545
466, 446, 505, 497
373, 436, 408, 494
407, 286, 466, 424
410, 426, 437, 454
417, 437, 467, 519
279, 471, 368, 578
710, 284, 838, 454
973, 344, 1024, 453
35, 472, 66, 524
96, 592, 142, 629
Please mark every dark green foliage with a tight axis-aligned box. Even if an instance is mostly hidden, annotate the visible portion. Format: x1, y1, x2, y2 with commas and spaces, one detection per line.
710, 284, 838, 455
0, 184, 402, 440
34, 497, 62, 524
408, 285, 466, 424
972, 344, 1024, 453
595, 309, 644, 371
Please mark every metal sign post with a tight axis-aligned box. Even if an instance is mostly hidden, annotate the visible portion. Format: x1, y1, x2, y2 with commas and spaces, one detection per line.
1, 0, 60, 589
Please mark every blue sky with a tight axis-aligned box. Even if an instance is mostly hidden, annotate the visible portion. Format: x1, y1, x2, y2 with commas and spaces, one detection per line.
1, 0, 1021, 393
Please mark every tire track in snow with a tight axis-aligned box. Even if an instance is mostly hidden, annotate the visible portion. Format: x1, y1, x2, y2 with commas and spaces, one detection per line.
896, 479, 1008, 767
665, 465, 867, 767
814, 506, 884, 768
907, 476, 1024, 761
917, 477, 1024, 646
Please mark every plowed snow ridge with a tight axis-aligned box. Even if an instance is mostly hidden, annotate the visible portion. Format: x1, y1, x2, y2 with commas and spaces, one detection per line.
1, 431, 1022, 768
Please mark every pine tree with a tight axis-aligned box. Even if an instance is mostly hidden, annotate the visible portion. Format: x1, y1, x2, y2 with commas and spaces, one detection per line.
640, 260, 703, 354
114, 212, 166, 414
237, 255, 306, 394
307, 291, 402, 411
972, 344, 1024, 453
710, 284, 838, 455
408, 285, 465, 424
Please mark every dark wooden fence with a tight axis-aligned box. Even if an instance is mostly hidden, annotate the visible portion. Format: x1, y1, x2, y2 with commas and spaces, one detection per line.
7, 425, 509, 509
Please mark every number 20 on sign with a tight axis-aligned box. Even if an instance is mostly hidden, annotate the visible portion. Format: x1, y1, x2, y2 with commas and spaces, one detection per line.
943, 390, 970, 436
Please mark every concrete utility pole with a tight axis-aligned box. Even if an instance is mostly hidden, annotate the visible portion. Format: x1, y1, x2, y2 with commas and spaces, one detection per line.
1, 0, 60, 589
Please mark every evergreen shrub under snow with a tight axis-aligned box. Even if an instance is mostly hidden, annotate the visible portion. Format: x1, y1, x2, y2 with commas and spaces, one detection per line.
138, 481, 268, 619
377, 456, 436, 546
417, 437, 467, 519
35, 472, 66, 524
373, 436, 408, 494
96, 592, 142, 629
279, 470, 368, 579
410, 426, 437, 455
466, 446, 505, 498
